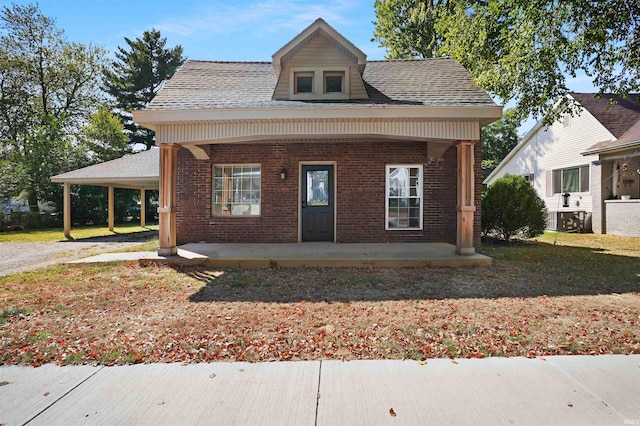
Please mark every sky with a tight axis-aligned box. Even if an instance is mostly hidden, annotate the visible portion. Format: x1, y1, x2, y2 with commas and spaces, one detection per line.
13, 0, 598, 133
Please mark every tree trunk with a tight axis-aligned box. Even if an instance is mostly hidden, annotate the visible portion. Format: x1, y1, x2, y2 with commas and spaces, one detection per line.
27, 191, 39, 213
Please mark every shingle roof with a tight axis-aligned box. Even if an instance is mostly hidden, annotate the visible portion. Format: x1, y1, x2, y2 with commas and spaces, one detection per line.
572, 93, 640, 138
146, 58, 496, 111
573, 93, 640, 153
51, 149, 158, 189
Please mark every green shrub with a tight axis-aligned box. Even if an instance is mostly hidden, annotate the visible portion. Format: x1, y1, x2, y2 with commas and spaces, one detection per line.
482, 174, 547, 241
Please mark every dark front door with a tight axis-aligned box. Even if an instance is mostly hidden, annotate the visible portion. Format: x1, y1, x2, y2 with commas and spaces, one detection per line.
302, 165, 334, 242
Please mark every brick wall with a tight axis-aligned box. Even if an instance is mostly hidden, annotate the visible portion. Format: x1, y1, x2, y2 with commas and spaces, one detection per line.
175, 140, 482, 247
604, 200, 640, 237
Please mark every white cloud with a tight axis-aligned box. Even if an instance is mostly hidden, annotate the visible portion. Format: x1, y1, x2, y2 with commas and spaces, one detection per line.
153, 0, 360, 41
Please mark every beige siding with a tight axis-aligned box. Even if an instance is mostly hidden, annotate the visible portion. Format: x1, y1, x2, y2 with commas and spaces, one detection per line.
273, 33, 367, 100
155, 119, 480, 144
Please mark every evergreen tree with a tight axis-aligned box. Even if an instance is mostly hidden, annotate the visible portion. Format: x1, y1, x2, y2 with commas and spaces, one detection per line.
103, 29, 186, 150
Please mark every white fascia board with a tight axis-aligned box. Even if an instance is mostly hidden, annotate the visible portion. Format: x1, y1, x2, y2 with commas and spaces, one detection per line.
133, 105, 503, 127
483, 118, 547, 185
484, 96, 574, 185
50, 176, 158, 186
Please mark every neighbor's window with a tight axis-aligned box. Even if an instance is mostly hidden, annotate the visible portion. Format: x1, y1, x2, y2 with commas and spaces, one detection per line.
213, 164, 261, 216
386, 165, 423, 230
324, 71, 344, 93
294, 72, 314, 94
552, 165, 589, 194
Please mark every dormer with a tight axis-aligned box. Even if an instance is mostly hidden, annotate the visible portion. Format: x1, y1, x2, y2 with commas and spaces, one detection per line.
271, 18, 369, 101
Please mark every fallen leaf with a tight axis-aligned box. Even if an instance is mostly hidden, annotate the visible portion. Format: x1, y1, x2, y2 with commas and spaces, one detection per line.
418, 359, 427, 366
157, 400, 164, 405
43, 391, 50, 396
209, 373, 216, 379
567, 402, 573, 407
451, 360, 459, 364
389, 408, 396, 417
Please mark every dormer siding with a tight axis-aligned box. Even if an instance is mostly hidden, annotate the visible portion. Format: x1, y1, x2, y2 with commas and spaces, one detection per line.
272, 33, 368, 100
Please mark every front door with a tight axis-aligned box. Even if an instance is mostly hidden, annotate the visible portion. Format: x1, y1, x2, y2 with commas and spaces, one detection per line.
301, 164, 334, 242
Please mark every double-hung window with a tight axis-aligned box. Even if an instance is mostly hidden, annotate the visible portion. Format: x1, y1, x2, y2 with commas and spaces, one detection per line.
213, 164, 261, 216
552, 165, 589, 194
386, 165, 423, 230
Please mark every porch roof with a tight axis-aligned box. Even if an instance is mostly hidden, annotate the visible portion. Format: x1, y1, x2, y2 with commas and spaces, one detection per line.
50, 149, 159, 190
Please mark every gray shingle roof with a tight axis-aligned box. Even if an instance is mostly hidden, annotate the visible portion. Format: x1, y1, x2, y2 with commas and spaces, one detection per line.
146, 58, 496, 111
51, 149, 158, 188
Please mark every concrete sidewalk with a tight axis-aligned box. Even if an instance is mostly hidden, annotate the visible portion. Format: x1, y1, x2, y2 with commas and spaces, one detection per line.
1, 355, 638, 425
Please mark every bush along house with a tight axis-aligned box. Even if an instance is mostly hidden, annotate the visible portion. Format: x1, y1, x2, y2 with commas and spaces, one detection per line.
132, 19, 502, 256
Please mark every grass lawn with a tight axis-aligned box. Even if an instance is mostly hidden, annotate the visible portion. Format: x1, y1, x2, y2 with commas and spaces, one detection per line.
0, 223, 159, 243
0, 232, 638, 366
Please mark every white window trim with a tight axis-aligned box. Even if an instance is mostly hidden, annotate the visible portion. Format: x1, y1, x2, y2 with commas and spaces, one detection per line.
385, 164, 423, 231
289, 67, 350, 100
212, 164, 262, 217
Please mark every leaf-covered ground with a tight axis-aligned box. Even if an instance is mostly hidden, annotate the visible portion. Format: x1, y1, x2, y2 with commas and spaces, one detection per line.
1, 234, 639, 366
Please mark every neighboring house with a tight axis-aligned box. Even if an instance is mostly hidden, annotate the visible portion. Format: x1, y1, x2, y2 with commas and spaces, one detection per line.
484, 93, 640, 237
133, 19, 502, 256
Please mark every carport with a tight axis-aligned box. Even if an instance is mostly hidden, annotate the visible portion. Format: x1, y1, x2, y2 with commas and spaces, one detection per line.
50, 149, 159, 238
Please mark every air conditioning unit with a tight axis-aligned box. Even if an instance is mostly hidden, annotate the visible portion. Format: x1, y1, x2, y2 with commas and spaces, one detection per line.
557, 211, 587, 232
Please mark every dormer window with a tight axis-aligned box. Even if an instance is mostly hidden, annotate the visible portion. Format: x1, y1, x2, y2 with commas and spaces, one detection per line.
295, 72, 314, 94
289, 67, 349, 99
324, 71, 344, 93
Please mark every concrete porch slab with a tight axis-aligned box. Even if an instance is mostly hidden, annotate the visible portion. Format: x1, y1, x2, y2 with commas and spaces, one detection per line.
69, 242, 491, 268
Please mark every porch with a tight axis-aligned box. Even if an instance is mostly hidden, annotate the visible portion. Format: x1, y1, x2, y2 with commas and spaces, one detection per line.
70, 242, 491, 268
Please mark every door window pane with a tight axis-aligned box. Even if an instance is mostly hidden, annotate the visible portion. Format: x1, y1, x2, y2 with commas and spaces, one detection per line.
306, 170, 329, 206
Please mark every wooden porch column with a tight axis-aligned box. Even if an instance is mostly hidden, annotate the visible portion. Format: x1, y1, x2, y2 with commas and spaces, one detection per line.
158, 144, 179, 256
140, 189, 146, 228
108, 185, 115, 232
456, 141, 476, 255
63, 182, 71, 238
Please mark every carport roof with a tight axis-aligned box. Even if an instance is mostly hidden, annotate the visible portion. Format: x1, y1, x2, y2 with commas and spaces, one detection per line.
51, 149, 159, 190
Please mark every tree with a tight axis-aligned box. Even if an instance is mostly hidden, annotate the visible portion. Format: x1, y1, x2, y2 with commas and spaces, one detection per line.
82, 107, 131, 163
482, 174, 547, 241
103, 29, 186, 150
481, 108, 521, 174
373, 0, 640, 121
373, 0, 447, 59
0, 3, 106, 211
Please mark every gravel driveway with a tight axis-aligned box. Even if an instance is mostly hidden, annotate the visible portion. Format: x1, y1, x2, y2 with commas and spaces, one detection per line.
0, 231, 157, 276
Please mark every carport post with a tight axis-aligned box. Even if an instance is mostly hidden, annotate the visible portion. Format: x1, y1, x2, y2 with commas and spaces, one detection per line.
108, 185, 114, 232
140, 189, 146, 228
63, 182, 71, 238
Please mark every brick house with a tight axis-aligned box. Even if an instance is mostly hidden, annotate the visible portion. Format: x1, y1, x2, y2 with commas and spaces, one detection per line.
133, 19, 502, 256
